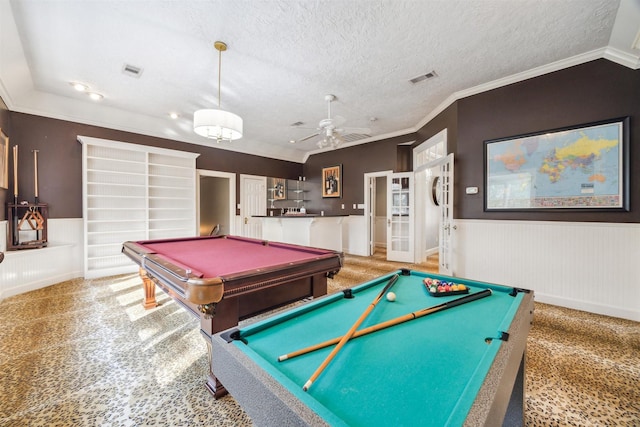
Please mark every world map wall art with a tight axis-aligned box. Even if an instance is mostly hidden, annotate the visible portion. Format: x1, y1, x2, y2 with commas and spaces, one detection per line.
484, 117, 629, 211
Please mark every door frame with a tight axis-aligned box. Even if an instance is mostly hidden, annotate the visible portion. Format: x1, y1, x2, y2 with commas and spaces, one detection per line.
412, 165, 439, 263
364, 170, 393, 256
413, 129, 453, 270
196, 169, 236, 235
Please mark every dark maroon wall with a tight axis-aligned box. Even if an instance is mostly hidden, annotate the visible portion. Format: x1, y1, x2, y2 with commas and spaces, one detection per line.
8, 112, 302, 218
4, 59, 638, 223
305, 59, 639, 223
415, 102, 459, 155
303, 134, 417, 216
454, 59, 640, 222
302, 102, 455, 216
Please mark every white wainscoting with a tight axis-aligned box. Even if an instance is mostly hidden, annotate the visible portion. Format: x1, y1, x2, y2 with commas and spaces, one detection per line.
1, 218, 84, 300
454, 220, 640, 321
374, 216, 387, 248
345, 215, 368, 256
6, 217, 635, 321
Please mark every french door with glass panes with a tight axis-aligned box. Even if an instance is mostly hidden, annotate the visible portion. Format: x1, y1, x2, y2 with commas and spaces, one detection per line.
386, 172, 414, 262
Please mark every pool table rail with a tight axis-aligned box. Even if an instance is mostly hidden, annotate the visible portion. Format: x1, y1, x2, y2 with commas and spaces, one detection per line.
123, 241, 225, 306
123, 240, 344, 308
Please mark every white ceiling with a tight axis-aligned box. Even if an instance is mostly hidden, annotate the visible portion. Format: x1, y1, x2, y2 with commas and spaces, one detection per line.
1, 0, 639, 163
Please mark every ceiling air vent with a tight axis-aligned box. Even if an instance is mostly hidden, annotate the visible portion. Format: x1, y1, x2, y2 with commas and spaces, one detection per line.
122, 64, 143, 78
341, 133, 371, 143
409, 70, 437, 84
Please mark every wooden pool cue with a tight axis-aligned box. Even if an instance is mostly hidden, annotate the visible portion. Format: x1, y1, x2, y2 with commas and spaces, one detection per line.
13, 145, 18, 205
12, 145, 18, 245
302, 273, 399, 391
280, 289, 492, 363
33, 149, 39, 204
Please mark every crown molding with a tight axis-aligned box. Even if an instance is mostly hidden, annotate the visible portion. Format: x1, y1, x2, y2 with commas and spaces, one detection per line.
301, 128, 418, 163
603, 46, 640, 70
412, 45, 640, 136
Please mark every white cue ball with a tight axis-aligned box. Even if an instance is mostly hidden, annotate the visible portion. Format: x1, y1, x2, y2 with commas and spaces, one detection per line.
386, 292, 396, 302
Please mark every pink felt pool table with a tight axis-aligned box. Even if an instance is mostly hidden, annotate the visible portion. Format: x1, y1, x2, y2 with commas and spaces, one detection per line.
122, 235, 343, 397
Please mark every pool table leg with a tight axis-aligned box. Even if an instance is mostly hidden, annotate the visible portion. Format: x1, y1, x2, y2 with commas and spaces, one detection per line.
139, 268, 159, 309
202, 330, 229, 398
199, 298, 241, 398
502, 355, 525, 426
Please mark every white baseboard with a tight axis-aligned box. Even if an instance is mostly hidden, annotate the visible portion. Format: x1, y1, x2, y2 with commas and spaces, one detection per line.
535, 293, 640, 322
1, 270, 83, 300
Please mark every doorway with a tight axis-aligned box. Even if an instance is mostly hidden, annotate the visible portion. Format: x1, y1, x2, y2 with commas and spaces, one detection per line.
413, 129, 454, 274
415, 166, 440, 261
365, 170, 392, 256
197, 170, 236, 236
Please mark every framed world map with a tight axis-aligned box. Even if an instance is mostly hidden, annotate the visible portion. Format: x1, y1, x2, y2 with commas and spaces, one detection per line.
484, 117, 629, 211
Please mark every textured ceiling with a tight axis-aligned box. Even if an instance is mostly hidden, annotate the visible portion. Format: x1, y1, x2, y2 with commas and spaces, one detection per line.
1, 0, 638, 162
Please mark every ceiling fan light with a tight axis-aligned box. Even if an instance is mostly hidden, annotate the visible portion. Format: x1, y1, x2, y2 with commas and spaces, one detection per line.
194, 108, 243, 141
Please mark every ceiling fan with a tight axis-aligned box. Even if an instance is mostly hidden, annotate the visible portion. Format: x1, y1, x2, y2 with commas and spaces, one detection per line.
291, 94, 371, 149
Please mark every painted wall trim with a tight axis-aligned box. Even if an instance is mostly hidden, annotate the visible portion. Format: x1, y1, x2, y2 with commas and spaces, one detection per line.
454, 219, 639, 321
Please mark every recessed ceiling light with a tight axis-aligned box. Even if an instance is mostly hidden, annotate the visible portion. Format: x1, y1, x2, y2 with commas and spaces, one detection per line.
71, 82, 88, 92
169, 112, 179, 119
88, 92, 103, 101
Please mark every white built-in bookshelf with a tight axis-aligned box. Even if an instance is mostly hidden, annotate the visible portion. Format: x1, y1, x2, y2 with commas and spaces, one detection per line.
79, 136, 199, 279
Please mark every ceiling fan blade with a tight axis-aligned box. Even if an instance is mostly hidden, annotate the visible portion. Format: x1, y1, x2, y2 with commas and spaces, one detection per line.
294, 94, 370, 147
296, 132, 320, 143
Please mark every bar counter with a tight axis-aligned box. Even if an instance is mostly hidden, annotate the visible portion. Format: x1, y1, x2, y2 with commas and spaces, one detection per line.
255, 215, 347, 251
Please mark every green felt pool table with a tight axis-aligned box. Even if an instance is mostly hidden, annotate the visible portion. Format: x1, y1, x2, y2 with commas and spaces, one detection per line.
212, 269, 534, 426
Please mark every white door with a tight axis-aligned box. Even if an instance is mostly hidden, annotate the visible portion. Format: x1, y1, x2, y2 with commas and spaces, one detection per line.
240, 175, 266, 238
438, 154, 455, 275
387, 172, 414, 263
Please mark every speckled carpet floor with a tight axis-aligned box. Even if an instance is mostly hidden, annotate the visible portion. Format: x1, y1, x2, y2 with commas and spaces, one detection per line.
1, 251, 639, 426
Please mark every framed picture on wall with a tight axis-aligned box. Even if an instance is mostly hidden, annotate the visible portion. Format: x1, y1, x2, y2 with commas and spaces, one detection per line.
0, 128, 8, 190
484, 117, 629, 211
322, 165, 342, 198
273, 178, 287, 200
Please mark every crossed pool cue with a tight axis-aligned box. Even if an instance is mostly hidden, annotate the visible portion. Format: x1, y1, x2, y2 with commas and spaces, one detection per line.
302, 273, 400, 391
291, 286, 493, 391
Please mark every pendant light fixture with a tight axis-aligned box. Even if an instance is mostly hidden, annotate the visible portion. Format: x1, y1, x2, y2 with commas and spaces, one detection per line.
194, 41, 243, 142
